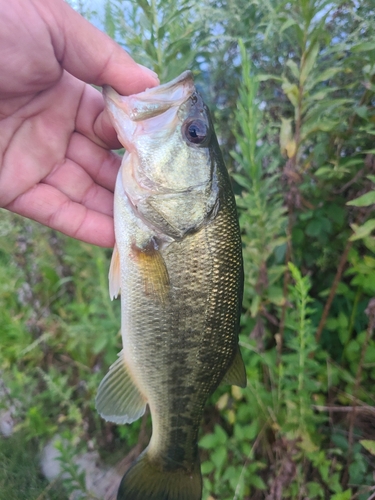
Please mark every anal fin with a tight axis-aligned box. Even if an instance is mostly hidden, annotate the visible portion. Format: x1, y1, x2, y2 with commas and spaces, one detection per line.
95, 351, 146, 424
221, 348, 247, 388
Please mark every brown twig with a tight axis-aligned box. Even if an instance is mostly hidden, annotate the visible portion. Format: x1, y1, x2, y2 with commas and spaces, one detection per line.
313, 405, 375, 413
334, 167, 366, 194
315, 239, 353, 343
342, 298, 375, 489
350, 484, 375, 500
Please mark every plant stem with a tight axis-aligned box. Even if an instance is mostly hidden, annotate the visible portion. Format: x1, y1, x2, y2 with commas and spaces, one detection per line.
315, 239, 353, 343
342, 298, 375, 488
277, 219, 292, 364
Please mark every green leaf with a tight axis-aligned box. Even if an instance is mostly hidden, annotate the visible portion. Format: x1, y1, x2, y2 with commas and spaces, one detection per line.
104, 1, 116, 39
354, 106, 368, 119
279, 117, 295, 157
249, 475, 267, 489
352, 41, 375, 52
300, 42, 319, 85
215, 425, 228, 445
349, 453, 367, 483
232, 173, 252, 190
364, 236, 375, 253
301, 118, 339, 139
136, 0, 154, 23
210, 445, 227, 470
307, 67, 341, 88
306, 87, 338, 102
282, 79, 299, 108
201, 461, 214, 474
286, 59, 300, 80
360, 439, 375, 456
318, 119, 339, 132
267, 286, 285, 306
292, 227, 304, 244
241, 422, 259, 440
250, 295, 261, 317
330, 490, 352, 500
280, 18, 297, 32
256, 74, 283, 82
315, 166, 332, 177
199, 433, 217, 449
326, 204, 345, 226
347, 191, 375, 207
305, 219, 322, 237
349, 219, 375, 241
364, 345, 375, 364
307, 482, 323, 497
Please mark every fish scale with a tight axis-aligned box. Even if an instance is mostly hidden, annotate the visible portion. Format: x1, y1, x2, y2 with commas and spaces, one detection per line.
95, 71, 246, 500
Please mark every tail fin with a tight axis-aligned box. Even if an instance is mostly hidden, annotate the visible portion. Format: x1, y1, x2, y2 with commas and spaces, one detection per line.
117, 451, 202, 500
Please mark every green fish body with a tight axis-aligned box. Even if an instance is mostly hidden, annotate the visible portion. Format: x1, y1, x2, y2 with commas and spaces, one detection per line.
96, 71, 246, 500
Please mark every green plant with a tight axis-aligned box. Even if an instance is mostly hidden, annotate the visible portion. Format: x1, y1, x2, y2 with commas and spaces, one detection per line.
2, 0, 375, 498
103, 0, 205, 82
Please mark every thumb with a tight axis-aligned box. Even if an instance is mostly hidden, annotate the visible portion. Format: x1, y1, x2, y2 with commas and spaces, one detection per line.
36, 0, 159, 95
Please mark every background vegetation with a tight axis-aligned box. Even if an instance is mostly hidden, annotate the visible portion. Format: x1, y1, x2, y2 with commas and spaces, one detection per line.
1, 0, 375, 498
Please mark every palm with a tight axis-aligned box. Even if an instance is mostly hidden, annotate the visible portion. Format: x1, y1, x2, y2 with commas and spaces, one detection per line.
0, 0, 158, 247
0, 71, 120, 246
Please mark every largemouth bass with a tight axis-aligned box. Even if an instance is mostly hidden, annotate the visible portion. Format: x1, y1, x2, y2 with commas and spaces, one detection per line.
96, 71, 246, 500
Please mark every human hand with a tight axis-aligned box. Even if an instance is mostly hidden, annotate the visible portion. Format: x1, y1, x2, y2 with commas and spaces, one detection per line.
0, 0, 159, 247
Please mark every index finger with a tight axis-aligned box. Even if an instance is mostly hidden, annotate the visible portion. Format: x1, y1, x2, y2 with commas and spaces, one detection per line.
34, 0, 159, 94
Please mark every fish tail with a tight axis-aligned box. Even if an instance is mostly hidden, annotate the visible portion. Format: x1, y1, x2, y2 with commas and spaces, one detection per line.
117, 451, 202, 500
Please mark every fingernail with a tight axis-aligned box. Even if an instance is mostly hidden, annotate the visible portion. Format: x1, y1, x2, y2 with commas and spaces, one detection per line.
137, 63, 160, 82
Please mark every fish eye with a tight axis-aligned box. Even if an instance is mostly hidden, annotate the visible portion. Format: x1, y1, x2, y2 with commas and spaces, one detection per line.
183, 119, 209, 145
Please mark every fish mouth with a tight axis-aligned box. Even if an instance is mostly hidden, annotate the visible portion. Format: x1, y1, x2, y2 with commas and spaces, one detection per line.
103, 71, 195, 122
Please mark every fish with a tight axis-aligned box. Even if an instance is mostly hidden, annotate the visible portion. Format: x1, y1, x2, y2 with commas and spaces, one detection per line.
96, 71, 246, 500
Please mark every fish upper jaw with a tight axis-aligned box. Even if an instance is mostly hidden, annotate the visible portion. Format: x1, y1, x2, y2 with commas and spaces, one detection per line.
103, 71, 195, 120
103, 71, 195, 151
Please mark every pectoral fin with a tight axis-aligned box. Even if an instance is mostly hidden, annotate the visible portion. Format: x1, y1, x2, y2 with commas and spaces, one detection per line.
95, 351, 147, 424
109, 243, 121, 300
221, 348, 247, 388
131, 239, 170, 304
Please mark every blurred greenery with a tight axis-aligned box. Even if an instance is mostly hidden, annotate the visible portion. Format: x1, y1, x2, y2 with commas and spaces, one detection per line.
2, 0, 375, 498
0, 431, 65, 500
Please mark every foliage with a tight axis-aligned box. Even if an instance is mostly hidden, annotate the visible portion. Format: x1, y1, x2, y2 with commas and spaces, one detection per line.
0, 430, 65, 500
102, 0, 206, 81
1, 0, 375, 499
